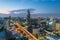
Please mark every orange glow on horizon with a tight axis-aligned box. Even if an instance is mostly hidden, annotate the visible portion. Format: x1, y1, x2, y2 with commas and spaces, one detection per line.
0, 11, 10, 14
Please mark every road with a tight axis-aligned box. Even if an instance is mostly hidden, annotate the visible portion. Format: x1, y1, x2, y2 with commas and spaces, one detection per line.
14, 23, 38, 40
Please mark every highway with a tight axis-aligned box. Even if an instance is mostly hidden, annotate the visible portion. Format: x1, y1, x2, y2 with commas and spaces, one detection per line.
14, 23, 38, 40
13, 23, 54, 40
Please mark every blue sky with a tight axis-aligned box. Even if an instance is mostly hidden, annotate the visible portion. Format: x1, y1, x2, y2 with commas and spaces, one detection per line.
0, 0, 60, 14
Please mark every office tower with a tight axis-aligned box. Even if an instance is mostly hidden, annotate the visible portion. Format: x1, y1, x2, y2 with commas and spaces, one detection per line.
37, 17, 41, 27
9, 16, 11, 27
53, 18, 56, 30
56, 23, 60, 31
26, 9, 30, 25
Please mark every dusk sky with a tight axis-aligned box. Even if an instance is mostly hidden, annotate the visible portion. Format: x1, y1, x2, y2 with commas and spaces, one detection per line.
0, 0, 60, 14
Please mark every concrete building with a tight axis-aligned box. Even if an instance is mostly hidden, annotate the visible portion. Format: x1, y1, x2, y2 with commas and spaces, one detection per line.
55, 19, 60, 31
32, 27, 40, 38
55, 23, 60, 31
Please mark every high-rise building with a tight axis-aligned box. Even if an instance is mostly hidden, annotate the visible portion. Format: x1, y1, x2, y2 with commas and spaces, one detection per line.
25, 9, 33, 33
53, 18, 56, 30
53, 18, 60, 31
26, 9, 30, 25
4, 20, 9, 30
37, 17, 41, 27
9, 16, 11, 27
25, 9, 31, 29
55, 23, 60, 31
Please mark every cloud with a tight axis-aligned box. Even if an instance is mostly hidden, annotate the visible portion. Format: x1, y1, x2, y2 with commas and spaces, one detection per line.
0, 8, 59, 15
31, 10, 52, 14
0, 9, 59, 17
31, 10, 41, 14
0, 9, 35, 14
9, 9, 35, 14
0, 11, 10, 14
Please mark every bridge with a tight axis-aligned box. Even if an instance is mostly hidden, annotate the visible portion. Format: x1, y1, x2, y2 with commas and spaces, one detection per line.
14, 23, 38, 40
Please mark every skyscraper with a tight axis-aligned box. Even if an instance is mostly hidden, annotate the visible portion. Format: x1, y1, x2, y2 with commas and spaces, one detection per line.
9, 16, 11, 27
25, 9, 33, 33
37, 17, 41, 27
26, 9, 30, 25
